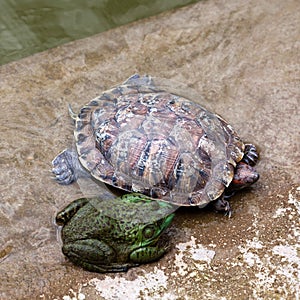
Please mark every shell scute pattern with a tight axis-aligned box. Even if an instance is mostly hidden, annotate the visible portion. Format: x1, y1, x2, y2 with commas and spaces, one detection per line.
74, 75, 245, 207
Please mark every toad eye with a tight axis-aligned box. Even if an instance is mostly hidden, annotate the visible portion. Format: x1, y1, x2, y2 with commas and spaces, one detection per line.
143, 225, 156, 239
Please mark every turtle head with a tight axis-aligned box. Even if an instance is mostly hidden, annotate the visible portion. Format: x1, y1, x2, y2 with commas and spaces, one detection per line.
228, 162, 259, 192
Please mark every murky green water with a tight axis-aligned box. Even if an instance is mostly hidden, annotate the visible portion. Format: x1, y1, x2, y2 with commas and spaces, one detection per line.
0, 0, 200, 65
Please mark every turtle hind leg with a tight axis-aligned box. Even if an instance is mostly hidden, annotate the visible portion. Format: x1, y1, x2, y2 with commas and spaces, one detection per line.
242, 144, 259, 166
52, 148, 77, 185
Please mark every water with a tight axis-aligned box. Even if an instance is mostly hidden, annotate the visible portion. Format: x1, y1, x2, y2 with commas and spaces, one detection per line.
0, 0, 200, 65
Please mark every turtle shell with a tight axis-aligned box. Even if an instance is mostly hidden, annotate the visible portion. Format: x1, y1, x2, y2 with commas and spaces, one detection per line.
73, 74, 245, 207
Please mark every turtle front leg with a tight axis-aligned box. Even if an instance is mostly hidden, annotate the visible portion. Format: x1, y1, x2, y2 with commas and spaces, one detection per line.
211, 196, 232, 217
242, 144, 259, 166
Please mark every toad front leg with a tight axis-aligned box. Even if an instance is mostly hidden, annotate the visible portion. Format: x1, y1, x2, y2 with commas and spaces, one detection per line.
130, 246, 168, 264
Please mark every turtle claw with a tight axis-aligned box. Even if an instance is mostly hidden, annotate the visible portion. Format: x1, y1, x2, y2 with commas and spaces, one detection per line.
224, 207, 232, 218
52, 149, 76, 185
212, 197, 232, 218
242, 144, 259, 166
54, 168, 74, 184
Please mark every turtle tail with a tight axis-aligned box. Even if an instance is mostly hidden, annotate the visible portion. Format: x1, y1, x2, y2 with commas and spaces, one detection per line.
68, 104, 77, 122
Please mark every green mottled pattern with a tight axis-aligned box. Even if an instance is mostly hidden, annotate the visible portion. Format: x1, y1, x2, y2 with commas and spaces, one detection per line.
56, 193, 175, 272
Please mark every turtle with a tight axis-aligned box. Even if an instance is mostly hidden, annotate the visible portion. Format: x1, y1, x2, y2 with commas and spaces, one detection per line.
52, 74, 259, 215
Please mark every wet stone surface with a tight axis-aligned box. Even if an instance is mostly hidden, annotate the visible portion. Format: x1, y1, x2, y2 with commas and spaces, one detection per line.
0, 0, 299, 299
